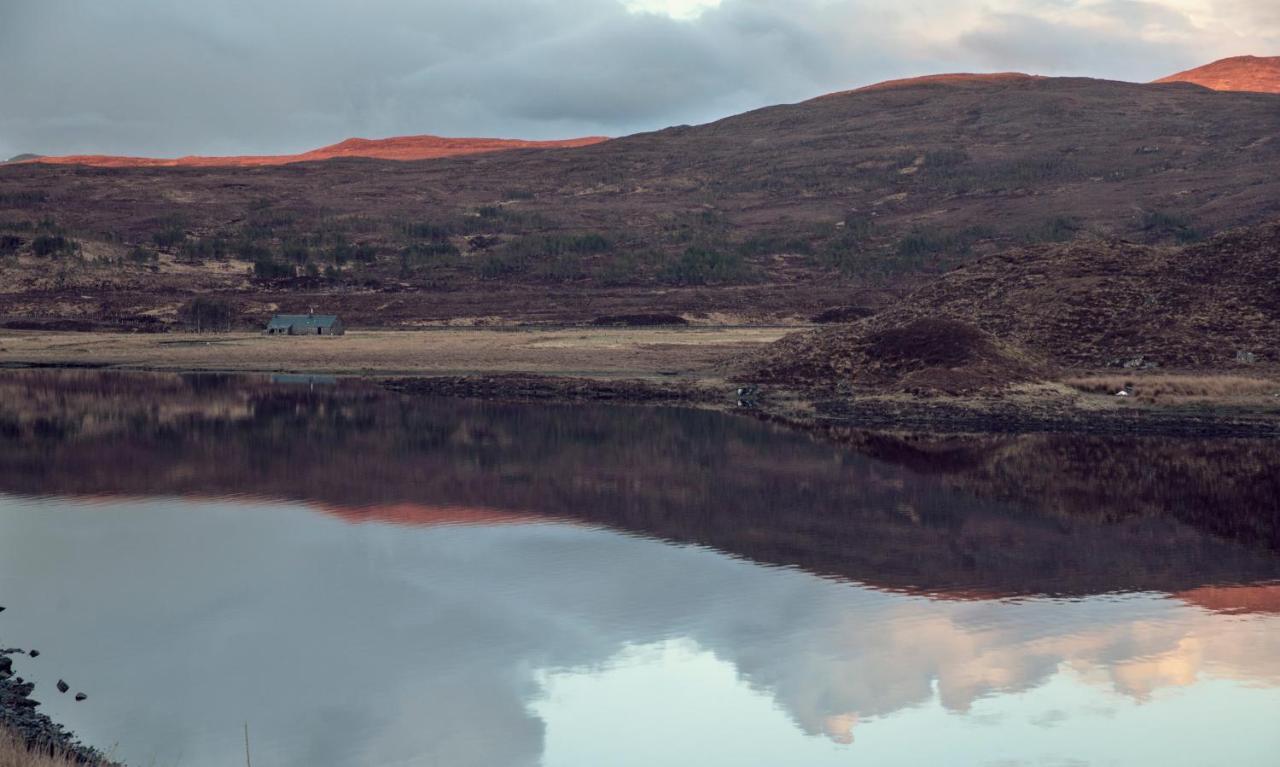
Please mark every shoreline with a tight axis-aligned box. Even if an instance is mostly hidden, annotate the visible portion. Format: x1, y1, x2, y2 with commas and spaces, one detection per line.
3, 355, 1277, 438
382, 374, 1280, 438
0, 648, 113, 765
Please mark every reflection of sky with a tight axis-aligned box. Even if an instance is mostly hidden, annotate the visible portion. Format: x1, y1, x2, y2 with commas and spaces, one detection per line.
0, 495, 1278, 767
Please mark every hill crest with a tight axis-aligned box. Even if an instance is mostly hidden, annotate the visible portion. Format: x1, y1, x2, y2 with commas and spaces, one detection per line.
1154, 55, 1280, 94
24, 134, 609, 169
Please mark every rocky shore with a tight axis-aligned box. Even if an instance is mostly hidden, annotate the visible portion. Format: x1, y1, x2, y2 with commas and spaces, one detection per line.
0, 627, 114, 764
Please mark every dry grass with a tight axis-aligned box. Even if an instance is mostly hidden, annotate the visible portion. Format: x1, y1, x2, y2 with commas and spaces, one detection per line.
1064, 374, 1280, 404
0, 729, 98, 767
0, 327, 790, 381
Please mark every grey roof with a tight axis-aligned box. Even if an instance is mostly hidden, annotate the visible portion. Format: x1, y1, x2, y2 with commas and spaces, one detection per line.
266, 314, 340, 330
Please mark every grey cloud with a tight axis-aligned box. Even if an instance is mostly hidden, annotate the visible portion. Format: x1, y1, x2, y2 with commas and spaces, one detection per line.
0, 1, 1276, 158
955, 11, 1195, 80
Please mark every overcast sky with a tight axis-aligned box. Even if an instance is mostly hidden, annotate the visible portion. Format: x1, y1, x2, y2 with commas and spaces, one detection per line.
1, 0, 1276, 158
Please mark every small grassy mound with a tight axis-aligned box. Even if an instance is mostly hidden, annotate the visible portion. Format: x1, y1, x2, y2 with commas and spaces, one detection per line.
863, 319, 992, 369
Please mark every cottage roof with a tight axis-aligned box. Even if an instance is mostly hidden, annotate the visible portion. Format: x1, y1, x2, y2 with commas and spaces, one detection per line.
266, 314, 340, 330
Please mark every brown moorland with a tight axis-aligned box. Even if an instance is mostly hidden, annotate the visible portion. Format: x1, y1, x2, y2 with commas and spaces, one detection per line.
744, 220, 1280, 390
2, 73, 1279, 330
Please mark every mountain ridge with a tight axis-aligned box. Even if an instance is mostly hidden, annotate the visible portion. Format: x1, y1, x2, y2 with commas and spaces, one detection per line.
23, 134, 610, 169
1154, 55, 1280, 94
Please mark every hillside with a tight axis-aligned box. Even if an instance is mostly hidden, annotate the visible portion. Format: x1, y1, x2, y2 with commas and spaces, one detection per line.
23, 134, 609, 168
2, 74, 1279, 328
746, 220, 1280, 388
1155, 55, 1280, 94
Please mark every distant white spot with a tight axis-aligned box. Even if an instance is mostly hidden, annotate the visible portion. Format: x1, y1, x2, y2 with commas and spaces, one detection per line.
624, 0, 721, 20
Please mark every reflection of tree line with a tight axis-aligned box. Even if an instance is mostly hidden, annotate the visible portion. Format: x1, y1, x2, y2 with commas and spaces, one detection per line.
1, 370, 1278, 596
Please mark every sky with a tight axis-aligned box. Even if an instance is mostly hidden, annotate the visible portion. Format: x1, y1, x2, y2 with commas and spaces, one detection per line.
0, 0, 1277, 158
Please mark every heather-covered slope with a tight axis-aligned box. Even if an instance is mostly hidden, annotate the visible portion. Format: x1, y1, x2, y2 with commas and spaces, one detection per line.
747, 221, 1280, 386
2, 75, 1280, 327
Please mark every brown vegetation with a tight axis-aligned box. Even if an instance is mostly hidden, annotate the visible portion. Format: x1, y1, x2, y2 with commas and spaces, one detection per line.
858, 221, 1280, 368
745, 318, 1045, 394
2, 74, 1278, 328
0, 327, 788, 380
1064, 374, 1280, 404
0, 730, 97, 767
746, 220, 1280, 390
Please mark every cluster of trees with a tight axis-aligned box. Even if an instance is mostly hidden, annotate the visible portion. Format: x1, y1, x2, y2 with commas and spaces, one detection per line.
1141, 210, 1203, 244
179, 297, 235, 332
0, 190, 47, 206
32, 233, 77, 257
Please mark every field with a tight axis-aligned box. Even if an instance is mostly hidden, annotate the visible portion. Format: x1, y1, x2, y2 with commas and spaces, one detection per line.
0, 327, 792, 381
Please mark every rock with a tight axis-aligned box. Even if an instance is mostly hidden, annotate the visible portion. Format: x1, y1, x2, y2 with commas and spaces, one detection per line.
27, 649, 38, 658
0, 606, 6, 612
56, 680, 69, 693
0, 656, 12, 675
74, 693, 87, 702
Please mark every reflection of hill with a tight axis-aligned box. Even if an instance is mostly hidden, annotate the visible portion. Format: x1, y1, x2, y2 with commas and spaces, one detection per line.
1177, 584, 1280, 616
830, 429, 1280, 551
314, 502, 555, 528
1, 370, 1278, 597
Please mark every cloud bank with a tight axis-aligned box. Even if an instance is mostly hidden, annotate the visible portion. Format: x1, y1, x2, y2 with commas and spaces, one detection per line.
0, 0, 1276, 158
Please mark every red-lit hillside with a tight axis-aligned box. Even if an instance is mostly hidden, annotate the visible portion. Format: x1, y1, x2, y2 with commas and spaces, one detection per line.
26, 134, 609, 168
1154, 55, 1280, 94
848, 72, 1042, 94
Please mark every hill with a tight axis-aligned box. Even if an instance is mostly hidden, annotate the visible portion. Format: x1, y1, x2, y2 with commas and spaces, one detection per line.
1155, 55, 1280, 94
24, 134, 609, 168
746, 220, 1280, 389
1, 73, 1279, 328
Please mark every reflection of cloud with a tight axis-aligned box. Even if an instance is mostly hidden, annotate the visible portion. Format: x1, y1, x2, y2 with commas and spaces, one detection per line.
0, 495, 1278, 765
821, 712, 858, 744
1030, 708, 1067, 728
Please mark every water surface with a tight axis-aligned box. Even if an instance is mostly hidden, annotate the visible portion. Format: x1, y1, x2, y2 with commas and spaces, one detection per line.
0, 371, 1277, 766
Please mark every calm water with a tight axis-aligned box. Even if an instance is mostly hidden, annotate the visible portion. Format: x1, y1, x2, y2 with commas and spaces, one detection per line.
1, 371, 1278, 766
